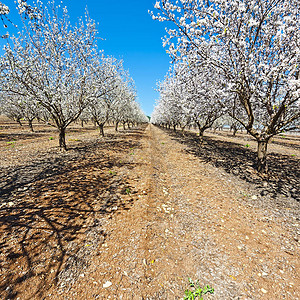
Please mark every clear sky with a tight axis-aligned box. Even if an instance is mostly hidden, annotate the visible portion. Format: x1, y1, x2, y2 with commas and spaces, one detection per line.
1, 0, 171, 116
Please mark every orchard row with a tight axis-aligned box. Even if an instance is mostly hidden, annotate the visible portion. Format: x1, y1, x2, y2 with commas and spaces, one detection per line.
150, 0, 300, 173
0, 1, 148, 150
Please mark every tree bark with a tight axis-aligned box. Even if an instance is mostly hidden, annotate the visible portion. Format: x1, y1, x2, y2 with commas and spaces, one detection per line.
199, 129, 205, 145
28, 119, 34, 132
233, 128, 237, 136
257, 139, 268, 173
99, 123, 105, 137
16, 118, 23, 127
59, 127, 67, 150
115, 121, 119, 132
196, 123, 205, 145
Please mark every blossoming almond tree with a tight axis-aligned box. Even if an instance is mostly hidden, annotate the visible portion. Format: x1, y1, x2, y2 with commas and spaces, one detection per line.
0, 93, 24, 126
130, 101, 149, 126
180, 59, 226, 141
1, 2, 98, 150
1, 91, 40, 131
0, 0, 39, 36
156, 69, 188, 131
151, 0, 300, 173
153, 59, 225, 142
86, 57, 129, 137
111, 76, 140, 130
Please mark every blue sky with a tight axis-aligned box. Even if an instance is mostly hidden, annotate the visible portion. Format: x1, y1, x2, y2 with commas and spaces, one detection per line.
1, 0, 171, 116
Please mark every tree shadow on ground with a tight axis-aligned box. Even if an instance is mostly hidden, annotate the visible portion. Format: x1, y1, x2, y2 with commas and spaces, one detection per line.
118, 126, 148, 138
67, 127, 101, 133
211, 130, 300, 151
0, 132, 46, 142
163, 128, 299, 201
0, 126, 146, 299
270, 139, 300, 151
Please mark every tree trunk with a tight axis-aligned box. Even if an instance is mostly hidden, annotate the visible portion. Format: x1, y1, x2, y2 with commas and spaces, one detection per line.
199, 129, 205, 145
197, 123, 205, 146
16, 118, 23, 127
233, 128, 237, 136
115, 121, 119, 132
59, 127, 67, 150
81, 120, 84, 127
99, 123, 105, 137
173, 124, 176, 132
28, 119, 34, 132
123, 122, 126, 130
257, 140, 268, 173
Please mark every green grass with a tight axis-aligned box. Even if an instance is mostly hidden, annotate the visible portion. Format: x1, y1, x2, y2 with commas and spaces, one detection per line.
6, 141, 16, 148
184, 278, 214, 300
241, 191, 250, 197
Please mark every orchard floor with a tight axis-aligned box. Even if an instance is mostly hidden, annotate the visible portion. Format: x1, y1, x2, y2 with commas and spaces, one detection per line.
0, 120, 299, 299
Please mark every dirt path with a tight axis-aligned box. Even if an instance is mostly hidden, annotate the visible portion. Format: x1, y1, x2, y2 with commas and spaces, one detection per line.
1, 124, 299, 299
45, 124, 300, 299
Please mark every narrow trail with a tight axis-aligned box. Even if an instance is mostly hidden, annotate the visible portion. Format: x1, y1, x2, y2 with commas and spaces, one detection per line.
51, 124, 299, 299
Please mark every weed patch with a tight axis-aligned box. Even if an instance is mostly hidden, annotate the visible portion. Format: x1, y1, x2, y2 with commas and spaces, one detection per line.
184, 278, 214, 300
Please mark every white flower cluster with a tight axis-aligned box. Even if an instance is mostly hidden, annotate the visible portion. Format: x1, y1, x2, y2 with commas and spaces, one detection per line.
154, 1, 160, 9
0, 3, 10, 15
152, 56, 227, 135
17, 0, 28, 14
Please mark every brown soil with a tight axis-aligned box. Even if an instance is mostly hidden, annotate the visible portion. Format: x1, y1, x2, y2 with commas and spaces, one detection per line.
169, 129, 300, 201
0, 119, 299, 300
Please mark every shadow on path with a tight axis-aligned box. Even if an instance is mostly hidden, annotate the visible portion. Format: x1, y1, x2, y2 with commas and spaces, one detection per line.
0, 126, 146, 299
162, 128, 299, 201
